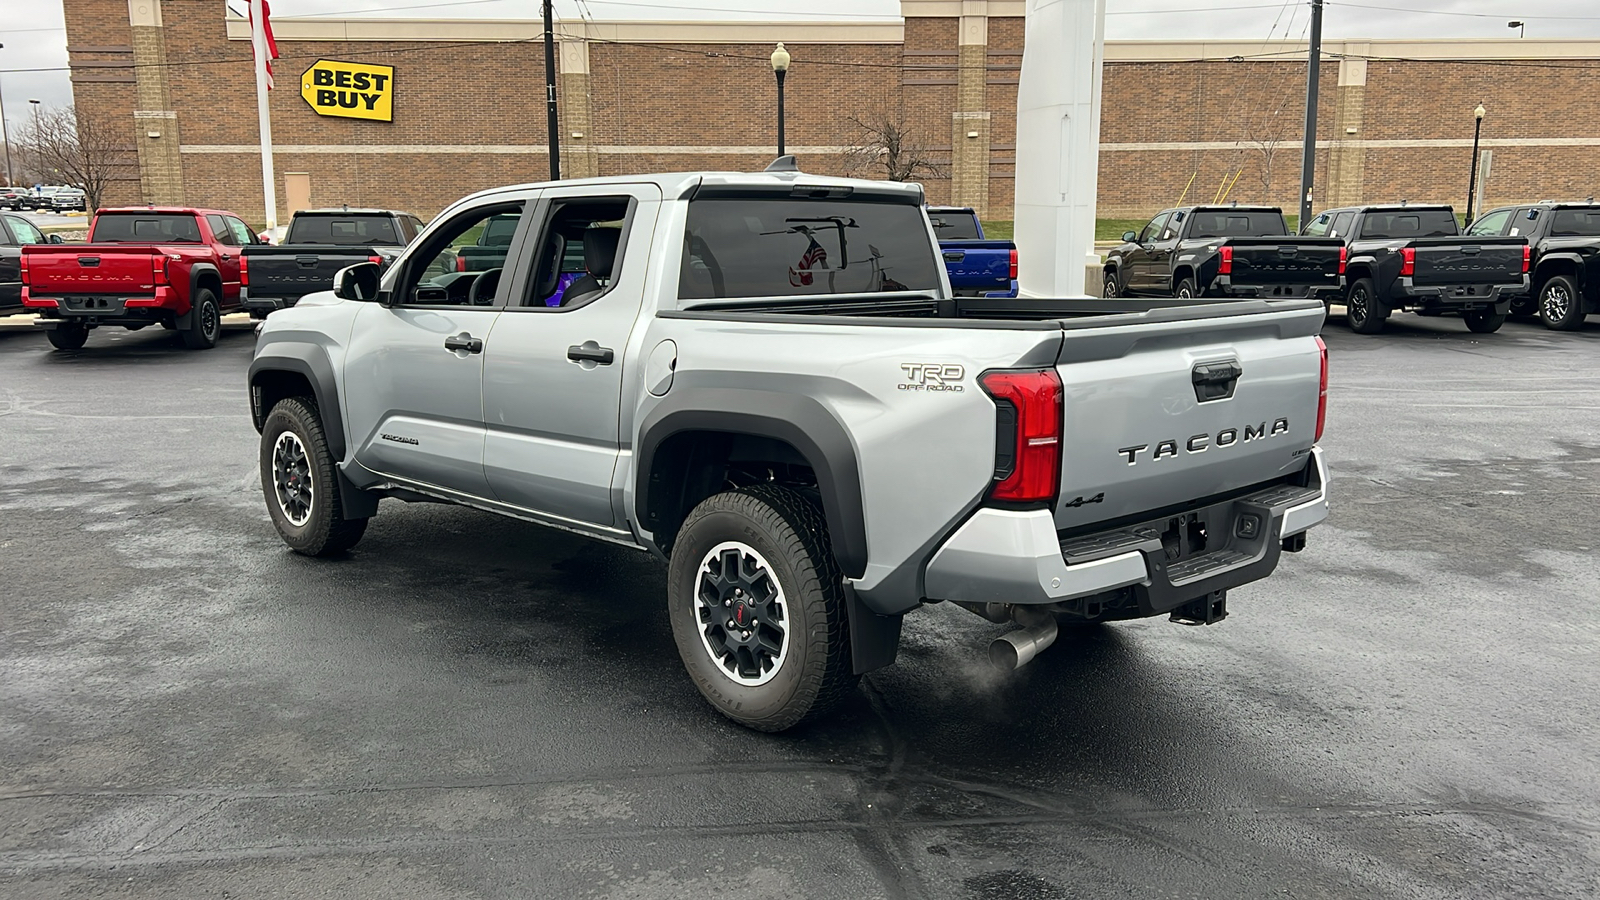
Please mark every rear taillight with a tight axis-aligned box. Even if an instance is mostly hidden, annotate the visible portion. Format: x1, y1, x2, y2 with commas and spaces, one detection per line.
456, 255, 467, 272
1219, 245, 1234, 275
1008, 248, 1018, 281
1315, 335, 1328, 443
1400, 247, 1415, 277
18, 252, 28, 284
239, 254, 249, 286
1337, 245, 1348, 275
152, 256, 169, 286
1522, 244, 1531, 274
369, 254, 383, 266
979, 369, 1063, 504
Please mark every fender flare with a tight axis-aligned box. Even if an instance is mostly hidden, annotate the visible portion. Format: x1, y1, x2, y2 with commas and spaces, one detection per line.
636, 388, 867, 579
177, 263, 221, 327
247, 340, 346, 461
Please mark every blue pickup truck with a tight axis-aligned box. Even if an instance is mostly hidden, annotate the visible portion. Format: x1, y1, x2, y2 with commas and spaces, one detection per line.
927, 206, 1017, 297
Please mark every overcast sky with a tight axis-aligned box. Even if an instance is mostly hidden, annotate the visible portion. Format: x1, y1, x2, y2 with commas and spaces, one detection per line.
4, 0, 1599, 132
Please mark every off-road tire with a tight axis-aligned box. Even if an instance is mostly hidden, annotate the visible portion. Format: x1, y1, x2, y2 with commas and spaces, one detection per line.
1175, 277, 1198, 300
1346, 277, 1386, 334
181, 289, 221, 350
1537, 274, 1586, 331
1464, 307, 1507, 334
45, 324, 89, 351
667, 486, 858, 732
260, 397, 368, 557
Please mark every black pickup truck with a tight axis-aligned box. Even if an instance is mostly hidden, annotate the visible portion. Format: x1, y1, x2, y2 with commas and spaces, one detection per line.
241, 208, 426, 317
1103, 206, 1343, 301
1304, 204, 1528, 335
1466, 201, 1600, 331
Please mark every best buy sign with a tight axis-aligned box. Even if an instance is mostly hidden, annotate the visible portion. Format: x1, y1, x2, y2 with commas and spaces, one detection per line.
301, 60, 394, 122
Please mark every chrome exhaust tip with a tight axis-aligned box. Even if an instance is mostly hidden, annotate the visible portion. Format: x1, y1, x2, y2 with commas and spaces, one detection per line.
988, 617, 1059, 671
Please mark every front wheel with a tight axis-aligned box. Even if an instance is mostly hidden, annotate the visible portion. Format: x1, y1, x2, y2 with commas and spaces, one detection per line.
667, 486, 858, 732
259, 397, 368, 557
181, 289, 221, 349
1464, 307, 1507, 334
1345, 277, 1386, 334
45, 324, 89, 351
1538, 275, 1586, 331
1102, 269, 1122, 298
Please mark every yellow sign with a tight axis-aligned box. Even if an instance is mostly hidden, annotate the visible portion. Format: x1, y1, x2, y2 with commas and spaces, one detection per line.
300, 59, 395, 122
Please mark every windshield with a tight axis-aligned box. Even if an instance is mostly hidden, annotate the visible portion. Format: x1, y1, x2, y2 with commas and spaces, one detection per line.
680, 198, 943, 300
1549, 208, 1600, 236
1187, 210, 1287, 238
927, 210, 982, 240
1360, 210, 1459, 239
286, 214, 400, 245
90, 213, 202, 243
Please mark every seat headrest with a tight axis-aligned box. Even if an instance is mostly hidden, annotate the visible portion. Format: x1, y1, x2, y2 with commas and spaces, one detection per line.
583, 228, 621, 278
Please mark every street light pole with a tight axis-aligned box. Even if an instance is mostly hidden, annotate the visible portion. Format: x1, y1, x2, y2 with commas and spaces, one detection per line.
0, 43, 14, 187
542, 0, 561, 181
1297, 0, 1324, 229
1466, 103, 1486, 223
771, 43, 790, 158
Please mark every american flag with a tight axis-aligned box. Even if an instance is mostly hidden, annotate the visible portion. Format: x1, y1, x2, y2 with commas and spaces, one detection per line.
250, 0, 280, 90
789, 235, 828, 287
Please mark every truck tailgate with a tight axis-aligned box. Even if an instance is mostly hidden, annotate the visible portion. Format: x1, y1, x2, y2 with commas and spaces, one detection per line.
1410, 236, 1526, 287
939, 240, 1014, 292
245, 246, 377, 298
1053, 301, 1324, 530
23, 245, 158, 295
1225, 236, 1343, 288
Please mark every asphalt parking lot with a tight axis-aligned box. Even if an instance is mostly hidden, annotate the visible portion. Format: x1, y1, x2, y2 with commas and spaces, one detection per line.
2, 311, 1597, 899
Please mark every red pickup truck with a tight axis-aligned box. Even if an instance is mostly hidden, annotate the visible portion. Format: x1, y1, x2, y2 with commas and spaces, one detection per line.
22, 207, 257, 350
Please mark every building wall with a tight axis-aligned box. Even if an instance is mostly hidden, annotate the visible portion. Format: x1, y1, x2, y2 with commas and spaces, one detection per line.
60, 1, 1600, 226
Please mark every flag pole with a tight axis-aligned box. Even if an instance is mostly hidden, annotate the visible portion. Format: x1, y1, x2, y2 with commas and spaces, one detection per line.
250, 0, 278, 235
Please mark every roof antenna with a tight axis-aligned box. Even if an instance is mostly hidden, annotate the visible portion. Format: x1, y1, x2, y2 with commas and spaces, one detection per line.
1400, 199, 1408, 206
765, 155, 800, 173
342, 203, 349, 212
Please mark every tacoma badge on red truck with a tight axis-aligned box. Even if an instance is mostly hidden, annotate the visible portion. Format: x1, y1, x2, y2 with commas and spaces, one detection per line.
22, 207, 258, 351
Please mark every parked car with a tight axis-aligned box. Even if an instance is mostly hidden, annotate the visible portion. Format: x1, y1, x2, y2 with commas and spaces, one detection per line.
241, 208, 426, 318
248, 168, 1330, 732
22, 206, 254, 350
0, 188, 27, 210
1304, 204, 1528, 334
0, 213, 65, 315
926, 205, 1018, 297
15, 185, 65, 211
1467, 201, 1600, 330
50, 188, 87, 212
1104, 205, 1345, 301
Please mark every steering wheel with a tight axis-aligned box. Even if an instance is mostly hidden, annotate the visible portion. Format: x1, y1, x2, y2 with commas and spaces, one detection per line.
468, 267, 503, 306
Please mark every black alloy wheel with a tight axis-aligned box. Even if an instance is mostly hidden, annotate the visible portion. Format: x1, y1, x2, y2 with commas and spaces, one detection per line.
259, 397, 369, 556
182, 289, 221, 350
1345, 277, 1386, 334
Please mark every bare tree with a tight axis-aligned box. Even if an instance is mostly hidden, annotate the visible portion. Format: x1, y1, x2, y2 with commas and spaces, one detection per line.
17, 106, 135, 210
1241, 105, 1289, 206
841, 111, 945, 183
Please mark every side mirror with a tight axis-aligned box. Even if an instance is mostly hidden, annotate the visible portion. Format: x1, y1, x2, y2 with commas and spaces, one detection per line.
47, 233, 65, 244
333, 262, 381, 302
1122, 231, 1138, 243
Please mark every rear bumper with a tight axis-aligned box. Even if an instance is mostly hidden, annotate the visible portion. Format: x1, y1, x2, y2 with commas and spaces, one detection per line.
1391, 276, 1526, 308
924, 447, 1329, 611
26, 287, 182, 327
1215, 275, 1341, 299
240, 288, 300, 315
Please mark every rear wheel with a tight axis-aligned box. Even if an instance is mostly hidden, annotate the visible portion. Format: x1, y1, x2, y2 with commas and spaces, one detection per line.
1538, 275, 1586, 331
1175, 277, 1198, 300
667, 486, 857, 732
45, 324, 89, 351
181, 289, 221, 350
1345, 277, 1386, 334
260, 397, 368, 556
1464, 307, 1507, 334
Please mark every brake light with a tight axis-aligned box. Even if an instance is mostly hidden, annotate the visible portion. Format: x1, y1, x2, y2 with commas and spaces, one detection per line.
1400, 247, 1415, 277
369, 254, 383, 266
1008, 248, 1018, 281
1315, 335, 1329, 443
1522, 244, 1531, 274
456, 254, 467, 272
239, 253, 249, 286
979, 369, 1063, 504
1219, 245, 1234, 275
1337, 245, 1348, 275
152, 255, 169, 286
18, 251, 28, 284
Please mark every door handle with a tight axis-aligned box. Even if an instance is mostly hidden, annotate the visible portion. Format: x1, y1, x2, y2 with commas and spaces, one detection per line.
567, 343, 614, 365
444, 333, 484, 354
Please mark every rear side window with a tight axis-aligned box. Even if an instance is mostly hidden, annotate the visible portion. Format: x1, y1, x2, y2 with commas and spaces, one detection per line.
91, 214, 202, 243
927, 211, 982, 240
1359, 210, 1459, 239
286, 214, 400, 245
1187, 211, 1287, 238
1549, 209, 1600, 236
679, 198, 943, 299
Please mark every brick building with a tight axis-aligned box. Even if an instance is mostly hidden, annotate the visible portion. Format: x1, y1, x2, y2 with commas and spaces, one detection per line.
65, 0, 1600, 223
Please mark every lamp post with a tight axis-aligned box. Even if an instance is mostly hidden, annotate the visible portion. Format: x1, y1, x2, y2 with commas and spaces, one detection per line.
770, 43, 790, 158
1466, 103, 1486, 223
0, 43, 13, 187
1508, 21, 1525, 38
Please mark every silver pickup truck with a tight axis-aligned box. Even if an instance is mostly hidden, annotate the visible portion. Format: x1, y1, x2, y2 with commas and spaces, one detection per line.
248, 166, 1330, 732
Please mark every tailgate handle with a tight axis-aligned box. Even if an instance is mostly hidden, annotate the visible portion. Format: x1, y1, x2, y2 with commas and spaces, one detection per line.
78, 257, 100, 267
1192, 360, 1242, 402
943, 251, 965, 262
1461, 245, 1481, 255
296, 256, 320, 266
1278, 245, 1298, 255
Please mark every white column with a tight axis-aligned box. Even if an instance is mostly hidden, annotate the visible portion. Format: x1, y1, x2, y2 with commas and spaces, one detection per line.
250, 0, 277, 233
1013, 0, 1106, 298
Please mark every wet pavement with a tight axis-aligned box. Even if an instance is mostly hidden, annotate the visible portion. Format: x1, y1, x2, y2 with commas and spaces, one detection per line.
2, 312, 1597, 898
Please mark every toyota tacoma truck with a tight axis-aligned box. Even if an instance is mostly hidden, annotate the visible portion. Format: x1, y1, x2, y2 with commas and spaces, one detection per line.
1303, 203, 1528, 334
1466, 200, 1600, 331
1103, 205, 1344, 301
22, 207, 254, 350
926, 206, 1018, 297
241, 208, 426, 318
248, 165, 1330, 732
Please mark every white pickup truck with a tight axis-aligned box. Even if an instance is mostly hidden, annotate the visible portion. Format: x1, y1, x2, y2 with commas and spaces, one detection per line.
248, 163, 1330, 731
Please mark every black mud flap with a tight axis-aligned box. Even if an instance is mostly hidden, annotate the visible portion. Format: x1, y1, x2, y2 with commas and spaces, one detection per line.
845, 585, 902, 675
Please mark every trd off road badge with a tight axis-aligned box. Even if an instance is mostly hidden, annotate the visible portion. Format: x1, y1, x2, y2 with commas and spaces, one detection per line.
899, 363, 965, 392
301, 60, 395, 122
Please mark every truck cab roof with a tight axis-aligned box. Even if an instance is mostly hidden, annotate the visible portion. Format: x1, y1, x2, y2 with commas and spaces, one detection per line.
293, 208, 411, 216
446, 168, 925, 215
95, 206, 238, 217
